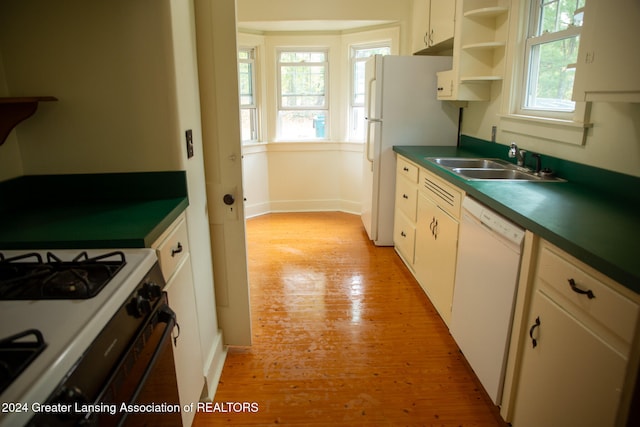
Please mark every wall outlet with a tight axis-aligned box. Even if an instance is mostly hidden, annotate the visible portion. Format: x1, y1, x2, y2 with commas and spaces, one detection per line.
185, 129, 194, 158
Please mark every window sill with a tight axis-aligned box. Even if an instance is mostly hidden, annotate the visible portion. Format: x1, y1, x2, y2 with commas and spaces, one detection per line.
498, 113, 593, 146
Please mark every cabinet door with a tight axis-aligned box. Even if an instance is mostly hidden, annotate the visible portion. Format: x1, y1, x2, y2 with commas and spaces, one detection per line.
411, 0, 431, 52
414, 193, 459, 325
513, 290, 627, 427
573, 0, 640, 102
429, 0, 456, 46
165, 257, 204, 427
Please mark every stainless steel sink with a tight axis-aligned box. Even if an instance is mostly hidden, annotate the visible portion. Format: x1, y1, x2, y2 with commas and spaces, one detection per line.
452, 168, 545, 180
425, 157, 565, 182
428, 157, 512, 169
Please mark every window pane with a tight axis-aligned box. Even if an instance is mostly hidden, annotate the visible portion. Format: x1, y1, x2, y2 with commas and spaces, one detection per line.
525, 35, 579, 111
240, 108, 254, 142
538, 0, 584, 34
352, 46, 390, 107
238, 62, 254, 106
353, 61, 366, 106
280, 65, 326, 107
351, 106, 365, 140
278, 110, 326, 139
354, 47, 390, 59
279, 51, 326, 63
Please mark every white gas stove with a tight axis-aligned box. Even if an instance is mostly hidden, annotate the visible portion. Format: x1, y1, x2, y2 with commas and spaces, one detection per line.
0, 248, 159, 427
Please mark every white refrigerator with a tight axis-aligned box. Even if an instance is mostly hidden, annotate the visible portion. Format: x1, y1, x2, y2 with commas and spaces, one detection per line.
362, 55, 460, 246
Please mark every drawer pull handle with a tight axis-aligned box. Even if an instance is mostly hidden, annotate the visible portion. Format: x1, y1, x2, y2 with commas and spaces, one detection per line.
403, 167, 409, 172
400, 231, 407, 238
402, 194, 409, 199
568, 278, 595, 299
171, 242, 183, 257
529, 316, 541, 348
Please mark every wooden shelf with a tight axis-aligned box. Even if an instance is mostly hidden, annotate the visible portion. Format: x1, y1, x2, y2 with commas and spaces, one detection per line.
460, 76, 503, 82
462, 41, 506, 50
0, 96, 57, 145
463, 6, 508, 18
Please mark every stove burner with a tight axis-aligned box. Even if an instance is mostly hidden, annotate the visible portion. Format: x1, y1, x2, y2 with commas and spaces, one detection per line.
0, 251, 126, 300
0, 329, 47, 394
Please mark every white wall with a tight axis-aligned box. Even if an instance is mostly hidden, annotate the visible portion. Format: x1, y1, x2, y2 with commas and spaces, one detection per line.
0, 0, 223, 393
0, 1, 181, 175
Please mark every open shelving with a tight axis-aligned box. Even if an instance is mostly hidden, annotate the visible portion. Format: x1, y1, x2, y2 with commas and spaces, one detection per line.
0, 97, 57, 145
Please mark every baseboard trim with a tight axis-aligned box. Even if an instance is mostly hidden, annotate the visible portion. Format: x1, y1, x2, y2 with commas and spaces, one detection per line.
201, 329, 227, 400
246, 199, 361, 218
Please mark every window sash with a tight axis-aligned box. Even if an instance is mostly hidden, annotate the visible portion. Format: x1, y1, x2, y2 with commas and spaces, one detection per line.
519, 0, 583, 117
277, 50, 328, 111
238, 48, 259, 142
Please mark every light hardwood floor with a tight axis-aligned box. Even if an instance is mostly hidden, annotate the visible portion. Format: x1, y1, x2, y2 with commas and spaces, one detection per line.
193, 212, 506, 426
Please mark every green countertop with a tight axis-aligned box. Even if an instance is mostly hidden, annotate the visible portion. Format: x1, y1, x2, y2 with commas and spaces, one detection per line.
394, 139, 640, 294
0, 171, 189, 249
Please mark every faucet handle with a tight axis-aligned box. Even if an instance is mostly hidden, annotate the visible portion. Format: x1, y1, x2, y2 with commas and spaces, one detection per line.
508, 142, 518, 158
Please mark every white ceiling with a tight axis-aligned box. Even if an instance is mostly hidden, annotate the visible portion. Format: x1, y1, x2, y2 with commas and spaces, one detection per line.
237, 20, 395, 32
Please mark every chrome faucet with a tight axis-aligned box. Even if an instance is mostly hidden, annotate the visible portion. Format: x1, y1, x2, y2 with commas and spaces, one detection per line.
509, 142, 527, 167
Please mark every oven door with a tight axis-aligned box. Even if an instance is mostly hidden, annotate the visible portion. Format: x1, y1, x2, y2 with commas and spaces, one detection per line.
97, 298, 182, 427
29, 294, 182, 427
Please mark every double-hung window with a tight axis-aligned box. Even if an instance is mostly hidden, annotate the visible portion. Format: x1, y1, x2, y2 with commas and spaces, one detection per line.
277, 50, 328, 140
238, 48, 259, 143
521, 0, 585, 118
350, 45, 391, 141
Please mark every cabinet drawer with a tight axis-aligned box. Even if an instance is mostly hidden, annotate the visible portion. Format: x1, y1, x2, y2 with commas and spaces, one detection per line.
154, 216, 190, 281
396, 176, 418, 222
537, 244, 639, 348
397, 157, 419, 184
394, 212, 416, 264
419, 168, 463, 219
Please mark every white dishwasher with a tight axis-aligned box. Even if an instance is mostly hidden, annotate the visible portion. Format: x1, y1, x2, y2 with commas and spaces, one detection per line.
450, 196, 525, 405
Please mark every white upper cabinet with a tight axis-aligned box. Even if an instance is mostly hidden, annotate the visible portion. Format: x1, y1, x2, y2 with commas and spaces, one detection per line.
572, 0, 640, 102
412, 0, 456, 54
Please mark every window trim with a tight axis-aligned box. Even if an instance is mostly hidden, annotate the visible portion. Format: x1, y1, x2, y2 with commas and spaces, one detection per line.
501, 0, 592, 146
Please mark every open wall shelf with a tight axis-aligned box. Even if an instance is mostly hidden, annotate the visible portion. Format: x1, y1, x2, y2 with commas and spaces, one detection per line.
0, 97, 57, 145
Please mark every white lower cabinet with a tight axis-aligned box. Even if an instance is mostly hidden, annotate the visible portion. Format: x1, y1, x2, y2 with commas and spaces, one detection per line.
152, 213, 204, 427
413, 167, 462, 327
414, 193, 459, 326
511, 240, 639, 427
393, 156, 463, 326
513, 290, 627, 427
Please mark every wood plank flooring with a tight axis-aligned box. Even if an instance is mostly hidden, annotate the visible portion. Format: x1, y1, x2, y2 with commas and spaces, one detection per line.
193, 212, 506, 426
